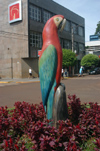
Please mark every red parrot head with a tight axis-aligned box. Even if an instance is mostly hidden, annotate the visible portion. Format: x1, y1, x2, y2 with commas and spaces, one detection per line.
42, 15, 66, 46
43, 15, 66, 34
53, 15, 66, 31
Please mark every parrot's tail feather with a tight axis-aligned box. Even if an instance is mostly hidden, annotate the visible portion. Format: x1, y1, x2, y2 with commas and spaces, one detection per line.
47, 80, 56, 120
44, 105, 47, 113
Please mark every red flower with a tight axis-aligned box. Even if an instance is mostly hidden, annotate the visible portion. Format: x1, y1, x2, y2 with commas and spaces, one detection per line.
96, 120, 99, 125
15, 144, 19, 150
10, 137, 13, 145
72, 143, 77, 150
76, 124, 80, 129
5, 140, 8, 147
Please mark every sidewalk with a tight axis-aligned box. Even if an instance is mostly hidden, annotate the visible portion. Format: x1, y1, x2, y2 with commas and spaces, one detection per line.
0, 78, 40, 84
0, 73, 89, 84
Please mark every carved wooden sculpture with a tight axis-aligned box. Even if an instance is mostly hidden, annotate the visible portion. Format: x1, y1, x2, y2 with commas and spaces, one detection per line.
39, 15, 67, 121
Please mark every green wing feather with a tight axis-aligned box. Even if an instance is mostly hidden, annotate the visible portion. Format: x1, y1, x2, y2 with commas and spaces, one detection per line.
39, 44, 57, 107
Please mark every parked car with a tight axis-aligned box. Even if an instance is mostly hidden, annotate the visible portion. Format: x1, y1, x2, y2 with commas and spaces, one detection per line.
89, 67, 100, 75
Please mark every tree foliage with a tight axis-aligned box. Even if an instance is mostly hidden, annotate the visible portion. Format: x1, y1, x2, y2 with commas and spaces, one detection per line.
81, 54, 99, 67
62, 49, 77, 67
95, 21, 100, 35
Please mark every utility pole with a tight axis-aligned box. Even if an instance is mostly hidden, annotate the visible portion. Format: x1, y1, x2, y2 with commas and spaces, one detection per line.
71, 26, 74, 52
71, 26, 74, 76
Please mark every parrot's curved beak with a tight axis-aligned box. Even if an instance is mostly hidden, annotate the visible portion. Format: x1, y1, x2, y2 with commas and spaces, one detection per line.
59, 18, 66, 32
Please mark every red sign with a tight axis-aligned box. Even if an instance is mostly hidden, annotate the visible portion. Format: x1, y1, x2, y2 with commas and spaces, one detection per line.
38, 50, 41, 57
8, 1, 22, 23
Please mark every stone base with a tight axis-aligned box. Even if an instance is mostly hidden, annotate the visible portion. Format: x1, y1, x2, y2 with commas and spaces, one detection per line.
52, 83, 68, 128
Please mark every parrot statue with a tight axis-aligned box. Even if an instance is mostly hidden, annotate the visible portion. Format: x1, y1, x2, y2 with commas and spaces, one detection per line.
39, 15, 66, 120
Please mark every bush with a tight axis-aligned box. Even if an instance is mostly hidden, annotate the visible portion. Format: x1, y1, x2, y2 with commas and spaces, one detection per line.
62, 49, 77, 67
0, 95, 100, 150
81, 54, 99, 68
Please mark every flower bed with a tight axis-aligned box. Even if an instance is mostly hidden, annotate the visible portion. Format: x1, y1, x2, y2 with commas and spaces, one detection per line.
0, 95, 100, 151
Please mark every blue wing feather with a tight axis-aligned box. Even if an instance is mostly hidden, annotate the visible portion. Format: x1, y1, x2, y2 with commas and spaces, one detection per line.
39, 44, 57, 107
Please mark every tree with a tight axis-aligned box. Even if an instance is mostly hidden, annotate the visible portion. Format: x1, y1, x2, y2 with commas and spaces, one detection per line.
81, 54, 99, 68
95, 21, 100, 35
62, 49, 77, 68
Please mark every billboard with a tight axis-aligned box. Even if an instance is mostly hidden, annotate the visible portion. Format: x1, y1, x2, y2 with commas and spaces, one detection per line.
90, 35, 99, 41
8, 1, 22, 23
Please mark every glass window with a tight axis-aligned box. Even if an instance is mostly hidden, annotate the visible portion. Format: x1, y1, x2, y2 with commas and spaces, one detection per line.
72, 23, 77, 34
43, 10, 52, 24
79, 43, 84, 52
30, 31, 42, 48
59, 38, 63, 48
78, 26, 84, 36
63, 39, 71, 49
64, 20, 71, 32
74, 42, 78, 54
29, 5, 41, 22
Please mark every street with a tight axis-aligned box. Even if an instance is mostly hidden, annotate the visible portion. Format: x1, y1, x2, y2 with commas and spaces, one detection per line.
0, 75, 100, 108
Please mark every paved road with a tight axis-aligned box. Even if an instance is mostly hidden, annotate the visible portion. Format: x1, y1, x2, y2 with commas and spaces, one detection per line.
64, 75, 100, 105
0, 75, 100, 107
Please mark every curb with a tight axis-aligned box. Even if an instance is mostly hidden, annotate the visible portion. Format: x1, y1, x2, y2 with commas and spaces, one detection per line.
64, 77, 77, 79
0, 81, 40, 84
16, 81, 40, 84
0, 81, 13, 83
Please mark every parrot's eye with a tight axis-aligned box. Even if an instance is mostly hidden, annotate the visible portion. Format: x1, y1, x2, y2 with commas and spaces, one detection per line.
56, 18, 59, 22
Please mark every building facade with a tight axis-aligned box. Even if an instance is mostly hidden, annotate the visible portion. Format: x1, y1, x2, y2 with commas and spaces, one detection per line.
0, 0, 85, 78
85, 40, 100, 58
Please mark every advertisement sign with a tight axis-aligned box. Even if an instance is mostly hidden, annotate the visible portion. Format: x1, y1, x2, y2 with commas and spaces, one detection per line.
90, 35, 99, 41
38, 50, 41, 57
8, 1, 22, 23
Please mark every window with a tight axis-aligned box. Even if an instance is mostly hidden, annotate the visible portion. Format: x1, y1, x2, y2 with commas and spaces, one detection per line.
79, 43, 84, 52
30, 31, 42, 48
59, 38, 63, 48
78, 26, 84, 36
64, 20, 71, 32
74, 42, 78, 53
63, 39, 71, 49
72, 23, 77, 34
29, 5, 41, 22
43, 10, 52, 24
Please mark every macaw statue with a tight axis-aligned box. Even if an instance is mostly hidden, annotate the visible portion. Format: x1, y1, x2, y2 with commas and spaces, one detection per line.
39, 15, 66, 120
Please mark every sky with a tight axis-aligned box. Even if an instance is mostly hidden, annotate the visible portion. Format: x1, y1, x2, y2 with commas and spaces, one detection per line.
53, 0, 100, 42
